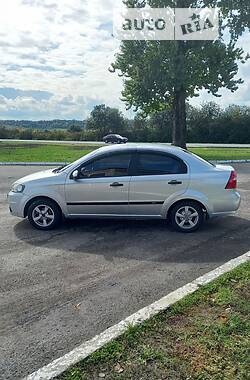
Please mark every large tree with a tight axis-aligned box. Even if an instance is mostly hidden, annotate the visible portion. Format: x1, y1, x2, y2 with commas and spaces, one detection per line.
86, 104, 127, 140
110, 0, 250, 148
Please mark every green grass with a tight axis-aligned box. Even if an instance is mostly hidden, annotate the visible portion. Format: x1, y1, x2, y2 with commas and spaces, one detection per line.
0, 142, 99, 162
191, 148, 250, 161
0, 142, 250, 162
57, 261, 250, 380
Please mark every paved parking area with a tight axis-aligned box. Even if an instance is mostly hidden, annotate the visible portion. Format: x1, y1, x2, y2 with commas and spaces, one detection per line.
0, 164, 249, 380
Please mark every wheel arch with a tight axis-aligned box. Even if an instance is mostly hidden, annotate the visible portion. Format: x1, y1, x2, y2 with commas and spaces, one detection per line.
24, 196, 62, 218
166, 198, 208, 220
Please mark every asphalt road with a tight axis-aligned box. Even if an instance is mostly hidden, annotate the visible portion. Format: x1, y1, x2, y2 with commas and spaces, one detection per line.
1, 139, 250, 148
0, 164, 250, 380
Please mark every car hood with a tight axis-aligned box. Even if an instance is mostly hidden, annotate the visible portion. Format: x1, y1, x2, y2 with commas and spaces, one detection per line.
14, 169, 64, 185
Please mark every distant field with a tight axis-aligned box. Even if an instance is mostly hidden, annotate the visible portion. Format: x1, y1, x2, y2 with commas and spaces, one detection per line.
0, 142, 250, 162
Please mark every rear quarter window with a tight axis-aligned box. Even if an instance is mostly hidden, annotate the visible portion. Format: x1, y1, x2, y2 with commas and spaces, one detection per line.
181, 149, 215, 168
135, 152, 187, 176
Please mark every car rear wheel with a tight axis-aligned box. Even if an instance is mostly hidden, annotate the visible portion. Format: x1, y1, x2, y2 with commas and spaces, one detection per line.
27, 198, 61, 230
169, 201, 204, 233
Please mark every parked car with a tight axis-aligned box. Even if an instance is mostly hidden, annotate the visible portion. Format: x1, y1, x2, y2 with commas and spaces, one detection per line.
103, 134, 128, 144
8, 144, 240, 232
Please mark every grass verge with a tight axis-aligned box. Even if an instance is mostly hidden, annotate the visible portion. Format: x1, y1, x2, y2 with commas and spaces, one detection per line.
57, 261, 250, 380
0, 142, 250, 162
191, 148, 250, 161
0, 143, 99, 162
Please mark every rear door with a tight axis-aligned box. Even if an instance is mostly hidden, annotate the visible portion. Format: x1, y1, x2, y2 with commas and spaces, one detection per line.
129, 151, 190, 217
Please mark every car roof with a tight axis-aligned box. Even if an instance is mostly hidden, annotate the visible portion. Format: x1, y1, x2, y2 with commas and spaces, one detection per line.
95, 143, 184, 155
105, 134, 121, 137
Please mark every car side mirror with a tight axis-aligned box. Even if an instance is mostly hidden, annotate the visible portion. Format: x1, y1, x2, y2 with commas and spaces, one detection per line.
72, 170, 79, 180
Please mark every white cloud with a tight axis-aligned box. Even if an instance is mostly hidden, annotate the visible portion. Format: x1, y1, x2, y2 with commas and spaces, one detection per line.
0, 93, 94, 119
0, 0, 125, 119
0, 0, 249, 120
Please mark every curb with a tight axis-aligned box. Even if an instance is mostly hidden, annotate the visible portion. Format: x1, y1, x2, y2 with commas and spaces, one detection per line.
1, 160, 250, 166
213, 159, 250, 164
24, 251, 250, 380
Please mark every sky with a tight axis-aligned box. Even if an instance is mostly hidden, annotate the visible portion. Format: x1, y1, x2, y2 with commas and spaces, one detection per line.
0, 0, 249, 121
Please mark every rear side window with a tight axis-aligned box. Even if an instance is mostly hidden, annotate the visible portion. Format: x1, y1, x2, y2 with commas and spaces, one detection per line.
182, 149, 215, 167
79, 153, 132, 178
135, 152, 187, 176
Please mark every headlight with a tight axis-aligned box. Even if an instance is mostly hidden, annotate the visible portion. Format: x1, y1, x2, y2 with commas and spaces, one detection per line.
11, 184, 25, 193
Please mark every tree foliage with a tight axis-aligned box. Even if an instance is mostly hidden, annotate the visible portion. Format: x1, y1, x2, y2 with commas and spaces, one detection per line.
110, 0, 250, 147
86, 104, 127, 139
0, 119, 85, 130
1, 102, 250, 144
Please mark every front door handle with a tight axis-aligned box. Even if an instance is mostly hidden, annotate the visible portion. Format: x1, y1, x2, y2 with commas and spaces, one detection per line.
110, 182, 124, 187
168, 180, 183, 185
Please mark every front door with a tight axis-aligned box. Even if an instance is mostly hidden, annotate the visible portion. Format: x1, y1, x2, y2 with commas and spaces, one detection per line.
65, 152, 133, 216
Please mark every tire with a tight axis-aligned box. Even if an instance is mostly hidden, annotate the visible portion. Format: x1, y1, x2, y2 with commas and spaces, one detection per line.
27, 198, 62, 230
169, 200, 204, 233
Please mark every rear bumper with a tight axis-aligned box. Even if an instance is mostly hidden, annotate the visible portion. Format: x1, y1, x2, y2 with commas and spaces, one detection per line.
210, 211, 238, 218
209, 191, 241, 217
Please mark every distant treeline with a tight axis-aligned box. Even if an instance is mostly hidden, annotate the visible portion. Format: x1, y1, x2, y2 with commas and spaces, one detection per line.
0, 102, 249, 143
0, 119, 85, 130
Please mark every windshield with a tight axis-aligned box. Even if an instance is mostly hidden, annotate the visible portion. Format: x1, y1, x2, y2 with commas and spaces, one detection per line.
56, 149, 99, 173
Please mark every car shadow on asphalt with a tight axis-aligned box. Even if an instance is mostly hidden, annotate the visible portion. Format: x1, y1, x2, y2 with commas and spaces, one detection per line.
13, 215, 250, 264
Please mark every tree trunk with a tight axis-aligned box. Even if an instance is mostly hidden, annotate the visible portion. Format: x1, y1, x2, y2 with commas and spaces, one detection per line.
172, 87, 187, 149
172, 31, 187, 149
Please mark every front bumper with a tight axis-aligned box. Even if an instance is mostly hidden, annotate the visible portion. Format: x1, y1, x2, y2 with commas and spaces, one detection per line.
7, 191, 28, 218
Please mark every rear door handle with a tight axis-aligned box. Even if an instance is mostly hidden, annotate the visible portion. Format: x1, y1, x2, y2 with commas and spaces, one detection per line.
110, 182, 124, 187
168, 180, 183, 185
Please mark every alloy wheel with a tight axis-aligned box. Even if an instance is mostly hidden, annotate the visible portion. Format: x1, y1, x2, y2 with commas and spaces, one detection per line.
32, 205, 55, 227
175, 206, 199, 230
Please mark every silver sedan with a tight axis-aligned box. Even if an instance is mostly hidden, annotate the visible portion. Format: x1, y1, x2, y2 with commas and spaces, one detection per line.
7, 144, 241, 232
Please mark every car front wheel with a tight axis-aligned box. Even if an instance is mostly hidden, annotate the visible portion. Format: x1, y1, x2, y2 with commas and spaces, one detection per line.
27, 198, 61, 230
169, 201, 204, 233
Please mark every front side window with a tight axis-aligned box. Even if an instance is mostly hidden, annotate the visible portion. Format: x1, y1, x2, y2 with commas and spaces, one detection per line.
79, 153, 132, 178
135, 152, 187, 176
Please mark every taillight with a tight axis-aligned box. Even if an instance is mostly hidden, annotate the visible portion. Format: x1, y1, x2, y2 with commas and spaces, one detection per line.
225, 170, 237, 189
